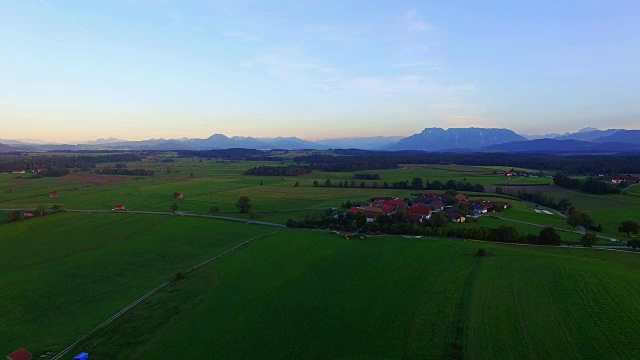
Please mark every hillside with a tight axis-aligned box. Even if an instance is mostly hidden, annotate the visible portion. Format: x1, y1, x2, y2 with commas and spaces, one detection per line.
389, 128, 527, 151
481, 138, 640, 153
592, 130, 640, 145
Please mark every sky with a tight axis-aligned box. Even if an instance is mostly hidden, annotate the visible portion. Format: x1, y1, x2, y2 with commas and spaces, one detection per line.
1, 0, 639, 143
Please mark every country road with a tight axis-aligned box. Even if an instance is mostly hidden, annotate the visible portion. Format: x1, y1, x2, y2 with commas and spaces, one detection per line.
0, 208, 287, 228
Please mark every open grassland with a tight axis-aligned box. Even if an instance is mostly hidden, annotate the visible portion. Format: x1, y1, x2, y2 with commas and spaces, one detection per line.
0, 213, 270, 355
2, 213, 640, 359
465, 244, 640, 359
0, 160, 636, 241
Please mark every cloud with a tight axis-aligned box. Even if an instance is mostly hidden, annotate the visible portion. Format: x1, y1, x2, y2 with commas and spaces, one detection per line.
403, 9, 434, 33
241, 47, 337, 82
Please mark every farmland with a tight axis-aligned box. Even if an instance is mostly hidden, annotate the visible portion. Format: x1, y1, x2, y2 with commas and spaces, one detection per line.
1, 213, 640, 359
2, 155, 640, 358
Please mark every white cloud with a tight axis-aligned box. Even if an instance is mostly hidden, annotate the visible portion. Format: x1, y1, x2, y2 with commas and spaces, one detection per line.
403, 9, 434, 33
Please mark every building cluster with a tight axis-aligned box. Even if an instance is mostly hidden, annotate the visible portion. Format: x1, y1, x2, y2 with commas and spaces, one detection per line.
348, 193, 509, 224
498, 170, 552, 178
609, 174, 640, 184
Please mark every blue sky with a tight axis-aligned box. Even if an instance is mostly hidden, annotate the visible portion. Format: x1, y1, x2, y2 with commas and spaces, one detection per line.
1, 0, 638, 142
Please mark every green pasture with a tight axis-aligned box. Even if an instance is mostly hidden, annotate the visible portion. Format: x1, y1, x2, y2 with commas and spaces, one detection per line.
0, 213, 269, 355
53, 225, 640, 359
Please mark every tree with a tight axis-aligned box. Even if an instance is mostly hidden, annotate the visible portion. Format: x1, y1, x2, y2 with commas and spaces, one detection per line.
236, 196, 252, 213
313, 180, 319, 187
618, 220, 639, 236
166, 166, 172, 175
557, 198, 572, 213
294, 181, 300, 187
170, 202, 179, 212
209, 206, 220, 215
35, 204, 47, 217
7, 210, 20, 222
359, 181, 365, 188
172, 192, 180, 198
537, 227, 561, 245
260, 180, 264, 186
51, 204, 62, 212
581, 233, 598, 247
430, 212, 449, 228
411, 177, 424, 190
325, 179, 332, 187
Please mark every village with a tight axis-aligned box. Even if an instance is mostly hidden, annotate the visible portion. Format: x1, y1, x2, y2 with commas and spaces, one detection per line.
347, 192, 510, 224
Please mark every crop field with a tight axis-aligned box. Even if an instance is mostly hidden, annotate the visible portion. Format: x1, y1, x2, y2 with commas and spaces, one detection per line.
1, 213, 639, 359
0, 213, 270, 355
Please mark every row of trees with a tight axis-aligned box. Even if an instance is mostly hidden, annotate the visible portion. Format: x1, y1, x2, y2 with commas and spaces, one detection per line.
553, 173, 621, 194
286, 209, 567, 245
308, 177, 484, 192
245, 165, 312, 176
6, 204, 62, 222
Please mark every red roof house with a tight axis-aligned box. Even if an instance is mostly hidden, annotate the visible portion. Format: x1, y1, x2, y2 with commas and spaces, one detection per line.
113, 204, 126, 211
49, 192, 58, 199
23, 211, 34, 217
6, 348, 33, 360
36, 168, 47, 173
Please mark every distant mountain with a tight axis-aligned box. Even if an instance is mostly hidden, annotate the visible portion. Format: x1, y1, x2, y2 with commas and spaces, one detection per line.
388, 128, 526, 151
315, 136, 403, 150
555, 128, 622, 141
522, 133, 563, 140
84, 137, 126, 145
592, 130, 640, 145
482, 139, 640, 153
0, 143, 16, 152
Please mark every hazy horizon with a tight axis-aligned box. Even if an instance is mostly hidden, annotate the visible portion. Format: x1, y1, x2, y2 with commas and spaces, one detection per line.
2, 1, 638, 142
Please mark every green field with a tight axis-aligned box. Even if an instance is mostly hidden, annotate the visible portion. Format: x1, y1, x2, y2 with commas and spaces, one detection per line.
2, 213, 640, 359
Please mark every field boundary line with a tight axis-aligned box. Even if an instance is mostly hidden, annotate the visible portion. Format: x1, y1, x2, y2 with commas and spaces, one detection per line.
50, 231, 277, 360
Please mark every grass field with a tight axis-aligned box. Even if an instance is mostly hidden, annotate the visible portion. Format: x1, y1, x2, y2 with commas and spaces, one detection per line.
2, 213, 640, 359
0, 213, 269, 355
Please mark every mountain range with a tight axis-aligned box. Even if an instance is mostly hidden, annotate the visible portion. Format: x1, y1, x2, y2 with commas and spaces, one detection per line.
1, 128, 639, 154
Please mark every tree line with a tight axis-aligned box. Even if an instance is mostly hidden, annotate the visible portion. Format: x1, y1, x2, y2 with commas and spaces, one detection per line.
553, 173, 622, 194
245, 165, 312, 176
286, 209, 565, 245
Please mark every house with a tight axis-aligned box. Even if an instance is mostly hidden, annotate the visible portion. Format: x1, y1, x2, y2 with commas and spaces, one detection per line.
113, 204, 126, 211
445, 209, 466, 223
6, 348, 33, 360
364, 206, 385, 222
49, 192, 58, 199
469, 203, 487, 214
611, 177, 624, 184
428, 200, 445, 212
455, 194, 468, 204
36, 167, 47, 172
73, 353, 89, 360
407, 204, 432, 223
23, 211, 34, 217
175, 193, 184, 199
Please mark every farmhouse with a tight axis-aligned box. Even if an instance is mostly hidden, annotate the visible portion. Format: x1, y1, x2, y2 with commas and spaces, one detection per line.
23, 211, 34, 217
175, 193, 184, 199
6, 348, 32, 360
611, 177, 624, 184
113, 204, 126, 211
49, 192, 58, 199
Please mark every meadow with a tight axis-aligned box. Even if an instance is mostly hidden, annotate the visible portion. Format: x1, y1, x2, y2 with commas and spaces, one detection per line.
2, 213, 639, 359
